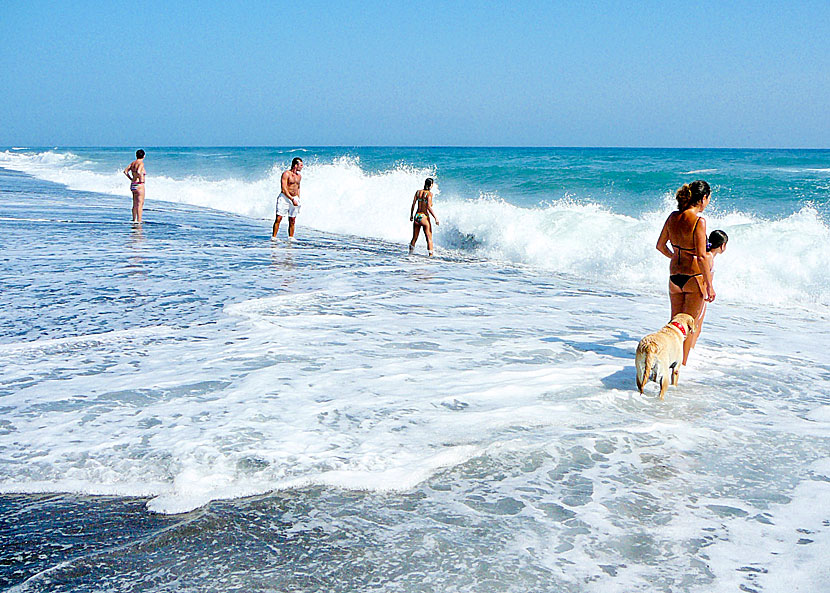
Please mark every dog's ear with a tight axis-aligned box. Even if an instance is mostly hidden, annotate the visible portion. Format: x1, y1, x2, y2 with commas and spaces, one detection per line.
687, 317, 696, 333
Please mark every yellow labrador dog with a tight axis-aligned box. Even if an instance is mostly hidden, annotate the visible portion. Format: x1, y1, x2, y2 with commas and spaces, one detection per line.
635, 313, 696, 399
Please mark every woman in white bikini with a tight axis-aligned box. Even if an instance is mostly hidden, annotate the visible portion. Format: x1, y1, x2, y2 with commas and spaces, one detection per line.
123, 149, 146, 223
409, 178, 439, 256
655, 180, 715, 364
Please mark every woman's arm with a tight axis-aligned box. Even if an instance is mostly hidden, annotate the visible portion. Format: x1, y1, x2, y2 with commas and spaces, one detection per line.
123, 165, 133, 181
693, 217, 715, 301
410, 193, 417, 220
655, 215, 674, 258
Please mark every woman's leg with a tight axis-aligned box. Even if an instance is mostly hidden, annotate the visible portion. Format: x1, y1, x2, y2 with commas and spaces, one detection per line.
669, 283, 685, 317
135, 186, 145, 223
424, 221, 434, 255
409, 223, 421, 252
680, 288, 706, 364
131, 189, 141, 222
687, 302, 707, 352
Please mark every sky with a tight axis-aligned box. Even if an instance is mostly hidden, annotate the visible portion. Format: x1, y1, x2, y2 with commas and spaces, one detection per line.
1, 0, 828, 148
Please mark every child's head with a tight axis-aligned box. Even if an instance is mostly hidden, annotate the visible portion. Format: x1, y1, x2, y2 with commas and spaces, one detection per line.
707, 230, 728, 253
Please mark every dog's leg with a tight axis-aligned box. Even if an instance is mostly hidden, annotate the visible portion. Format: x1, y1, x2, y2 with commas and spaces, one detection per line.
638, 348, 655, 395
671, 363, 679, 386
659, 374, 669, 400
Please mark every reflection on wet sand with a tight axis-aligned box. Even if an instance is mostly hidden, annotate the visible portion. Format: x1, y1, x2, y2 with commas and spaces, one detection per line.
126, 224, 146, 277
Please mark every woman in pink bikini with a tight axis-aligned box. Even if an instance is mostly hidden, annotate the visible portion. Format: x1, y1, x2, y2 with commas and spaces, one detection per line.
123, 149, 146, 223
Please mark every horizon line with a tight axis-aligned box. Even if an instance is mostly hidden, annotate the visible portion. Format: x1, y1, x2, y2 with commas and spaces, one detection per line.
4, 144, 830, 151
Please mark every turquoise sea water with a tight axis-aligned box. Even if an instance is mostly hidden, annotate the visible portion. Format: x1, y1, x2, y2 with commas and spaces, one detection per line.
9, 146, 830, 217
2, 146, 829, 308
1, 147, 829, 592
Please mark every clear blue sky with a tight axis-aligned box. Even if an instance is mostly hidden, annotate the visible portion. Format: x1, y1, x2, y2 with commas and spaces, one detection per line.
1, 0, 827, 147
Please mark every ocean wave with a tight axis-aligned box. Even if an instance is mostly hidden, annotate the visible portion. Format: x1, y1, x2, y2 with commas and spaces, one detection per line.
1, 149, 79, 167
2, 150, 828, 307
0, 325, 174, 355
774, 167, 830, 175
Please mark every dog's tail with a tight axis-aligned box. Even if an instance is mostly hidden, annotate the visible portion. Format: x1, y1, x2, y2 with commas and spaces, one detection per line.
636, 343, 657, 394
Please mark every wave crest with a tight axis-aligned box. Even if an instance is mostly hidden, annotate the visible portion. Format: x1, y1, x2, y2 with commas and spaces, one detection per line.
2, 150, 828, 306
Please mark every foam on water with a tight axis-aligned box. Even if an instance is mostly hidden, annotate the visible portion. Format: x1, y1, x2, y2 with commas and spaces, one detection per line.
2, 149, 828, 308
2, 249, 827, 518
2, 162, 829, 591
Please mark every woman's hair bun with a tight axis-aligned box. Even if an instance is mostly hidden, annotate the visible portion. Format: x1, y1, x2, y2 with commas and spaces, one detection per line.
676, 180, 710, 211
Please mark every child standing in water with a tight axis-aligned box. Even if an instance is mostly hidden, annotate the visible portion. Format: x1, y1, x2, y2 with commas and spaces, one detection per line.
409, 178, 439, 256
686, 230, 729, 353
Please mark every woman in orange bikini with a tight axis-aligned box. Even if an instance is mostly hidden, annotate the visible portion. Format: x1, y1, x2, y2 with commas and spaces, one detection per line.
655, 180, 715, 364
409, 178, 439, 256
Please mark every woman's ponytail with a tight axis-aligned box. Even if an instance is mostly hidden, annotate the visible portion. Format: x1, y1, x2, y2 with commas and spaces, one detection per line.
676, 184, 692, 211
676, 180, 710, 211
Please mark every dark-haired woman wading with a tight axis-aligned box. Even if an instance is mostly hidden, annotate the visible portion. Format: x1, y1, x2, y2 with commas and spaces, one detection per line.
655, 180, 715, 364
123, 149, 146, 223
409, 178, 439, 256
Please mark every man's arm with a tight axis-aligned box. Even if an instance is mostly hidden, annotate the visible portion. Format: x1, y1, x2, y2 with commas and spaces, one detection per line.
280, 171, 298, 205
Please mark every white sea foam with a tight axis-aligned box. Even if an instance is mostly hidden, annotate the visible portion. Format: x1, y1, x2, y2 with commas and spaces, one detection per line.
2, 159, 829, 590
0, 216, 54, 222
2, 150, 829, 308
0, 325, 173, 354
2, 259, 826, 520
776, 167, 830, 174
702, 478, 830, 592
681, 168, 718, 174
0, 262, 645, 514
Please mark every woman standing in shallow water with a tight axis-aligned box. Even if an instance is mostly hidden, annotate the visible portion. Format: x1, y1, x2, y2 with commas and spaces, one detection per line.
123, 149, 146, 223
409, 177, 439, 256
655, 180, 715, 365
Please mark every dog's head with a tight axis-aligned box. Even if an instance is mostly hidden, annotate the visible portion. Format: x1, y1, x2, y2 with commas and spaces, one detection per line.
670, 312, 696, 335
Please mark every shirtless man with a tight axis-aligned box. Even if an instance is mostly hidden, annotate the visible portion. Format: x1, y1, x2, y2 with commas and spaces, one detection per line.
272, 157, 303, 239
123, 149, 146, 223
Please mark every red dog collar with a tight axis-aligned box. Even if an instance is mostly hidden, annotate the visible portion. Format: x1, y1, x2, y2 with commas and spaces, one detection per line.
669, 321, 687, 337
